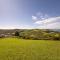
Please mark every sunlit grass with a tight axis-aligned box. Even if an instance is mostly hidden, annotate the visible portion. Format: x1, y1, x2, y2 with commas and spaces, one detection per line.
0, 38, 60, 60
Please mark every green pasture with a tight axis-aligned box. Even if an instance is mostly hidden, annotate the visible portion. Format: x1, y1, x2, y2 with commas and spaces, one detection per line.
0, 38, 60, 60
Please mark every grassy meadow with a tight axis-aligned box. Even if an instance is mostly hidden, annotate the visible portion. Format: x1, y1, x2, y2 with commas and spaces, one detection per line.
0, 38, 60, 60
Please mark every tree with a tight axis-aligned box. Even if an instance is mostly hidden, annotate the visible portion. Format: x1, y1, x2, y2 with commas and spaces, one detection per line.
15, 31, 19, 36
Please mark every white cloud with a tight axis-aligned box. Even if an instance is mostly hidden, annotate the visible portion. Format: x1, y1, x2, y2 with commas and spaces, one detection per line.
32, 12, 49, 22
32, 12, 60, 29
32, 16, 37, 21
35, 16, 60, 24
37, 12, 49, 19
0, 25, 34, 29
35, 16, 60, 29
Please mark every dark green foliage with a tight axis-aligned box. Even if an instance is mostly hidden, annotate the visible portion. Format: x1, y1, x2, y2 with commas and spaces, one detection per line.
15, 31, 19, 36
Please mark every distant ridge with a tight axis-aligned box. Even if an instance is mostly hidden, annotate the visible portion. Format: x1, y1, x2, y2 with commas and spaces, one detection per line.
51, 29, 60, 32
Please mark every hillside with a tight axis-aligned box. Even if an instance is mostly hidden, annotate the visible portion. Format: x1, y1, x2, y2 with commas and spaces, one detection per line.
0, 29, 60, 40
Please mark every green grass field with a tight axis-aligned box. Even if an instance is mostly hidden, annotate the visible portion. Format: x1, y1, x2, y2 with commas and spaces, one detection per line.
0, 38, 60, 60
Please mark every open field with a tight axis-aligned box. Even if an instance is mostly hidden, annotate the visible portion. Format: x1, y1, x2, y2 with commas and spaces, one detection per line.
0, 38, 60, 60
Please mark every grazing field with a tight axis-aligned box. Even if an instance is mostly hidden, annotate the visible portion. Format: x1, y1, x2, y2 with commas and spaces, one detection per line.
0, 38, 60, 60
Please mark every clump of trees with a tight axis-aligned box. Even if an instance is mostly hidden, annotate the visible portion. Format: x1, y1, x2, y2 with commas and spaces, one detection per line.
15, 31, 19, 36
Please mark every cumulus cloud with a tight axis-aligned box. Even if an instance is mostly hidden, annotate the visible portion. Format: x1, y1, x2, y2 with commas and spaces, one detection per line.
32, 12, 60, 29
35, 16, 60, 24
35, 16, 60, 29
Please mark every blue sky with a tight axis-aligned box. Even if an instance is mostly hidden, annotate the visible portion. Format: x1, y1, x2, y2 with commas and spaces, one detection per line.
0, 0, 60, 29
